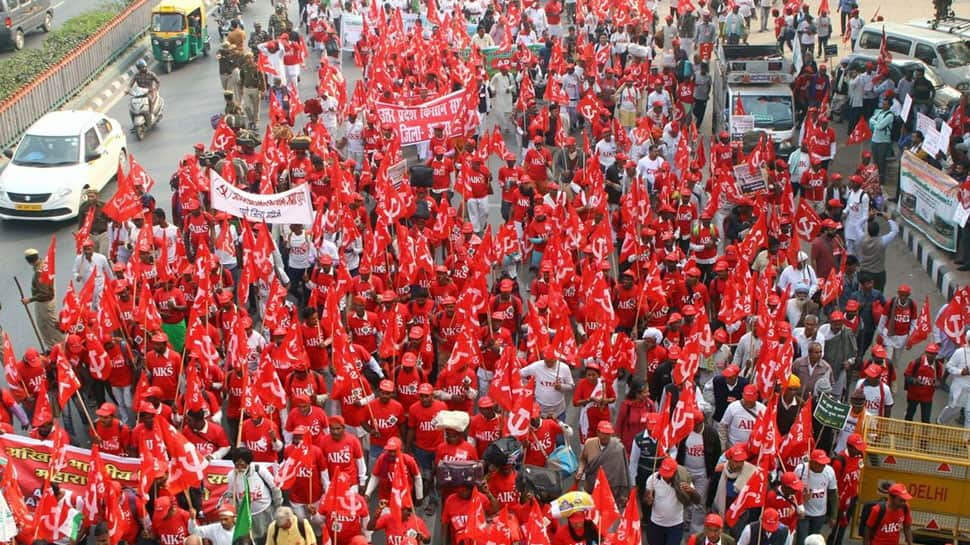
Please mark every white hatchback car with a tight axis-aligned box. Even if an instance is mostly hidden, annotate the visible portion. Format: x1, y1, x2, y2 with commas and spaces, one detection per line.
0, 110, 127, 221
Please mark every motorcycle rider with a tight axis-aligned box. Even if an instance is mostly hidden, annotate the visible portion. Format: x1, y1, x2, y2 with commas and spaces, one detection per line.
127, 60, 160, 124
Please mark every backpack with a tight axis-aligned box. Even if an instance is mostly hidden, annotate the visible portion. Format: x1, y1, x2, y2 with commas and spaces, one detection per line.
275, 516, 309, 541
857, 499, 910, 538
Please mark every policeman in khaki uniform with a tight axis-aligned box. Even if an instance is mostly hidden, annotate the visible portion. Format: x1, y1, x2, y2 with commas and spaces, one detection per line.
22, 248, 62, 349
239, 51, 266, 129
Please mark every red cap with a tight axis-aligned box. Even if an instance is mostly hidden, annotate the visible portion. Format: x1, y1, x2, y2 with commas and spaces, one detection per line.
888, 483, 912, 500
293, 425, 309, 435
401, 353, 417, 368
926, 343, 940, 354
780, 471, 804, 491
478, 396, 496, 409
872, 345, 887, 358
722, 364, 740, 378
742, 384, 758, 401
704, 514, 724, 528
96, 402, 117, 417
897, 284, 911, 295
379, 379, 395, 393
829, 311, 845, 322
810, 449, 831, 464
762, 508, 781, 531
726, 444, 748, 461
386, 437, 402, 451
658, 456, 678, 478
597, 421, 614, 434
409, 326, 425, 340
418, 383, 434, 395
847, 433, 867, 452
864, 363, 883, 378
499, 278, 515, 293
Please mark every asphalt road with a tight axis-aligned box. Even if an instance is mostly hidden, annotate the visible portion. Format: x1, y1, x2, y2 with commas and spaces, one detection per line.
0, 0, 95, 58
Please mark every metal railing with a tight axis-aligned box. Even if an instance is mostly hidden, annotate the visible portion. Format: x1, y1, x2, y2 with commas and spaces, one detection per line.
0, 0, 153, 148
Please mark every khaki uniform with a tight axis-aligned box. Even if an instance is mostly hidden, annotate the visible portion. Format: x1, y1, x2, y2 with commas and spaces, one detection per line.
77, 198, 110, 255
30, 260, 61, 349
217, 46, 241, 91
268, 13, 290, 38
239, 59, 266, 127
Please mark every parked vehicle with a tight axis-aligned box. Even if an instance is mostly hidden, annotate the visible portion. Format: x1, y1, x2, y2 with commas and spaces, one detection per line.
0, 111, 127, 221
907, 16, 970, 50
150, 0, 210, 73
128, 84, 165, 140
711, 44, 797, 159
0, 0, 53, 51
855, 22, 970, 91
830, 53, 961, 122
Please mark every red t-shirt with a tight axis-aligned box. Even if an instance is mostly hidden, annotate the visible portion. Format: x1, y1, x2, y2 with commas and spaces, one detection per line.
487, 469, 520, 507
152, 507, 191, 545
240, 418, 281, 463
324, 493, 369, 545
144, 348, 182, 401
524, 419, 562, 466
434, 440, 479, 465
94, 419, 130, 456
435, 367, 477, 413
407, 400, 447, 452
348, 311, 380, 354
374, 512, 431, 545
468, 414, 503, 459
284, 443, 327, 503
367, 398, 405, 447
866, 502, 911, 545
441, 489, 489, 542
285, 406, 329, 445
318, 433, 364, 481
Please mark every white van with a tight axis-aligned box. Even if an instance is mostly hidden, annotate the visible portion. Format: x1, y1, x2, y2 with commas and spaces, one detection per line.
907, 17, 970, 50
855, 22, 970, 91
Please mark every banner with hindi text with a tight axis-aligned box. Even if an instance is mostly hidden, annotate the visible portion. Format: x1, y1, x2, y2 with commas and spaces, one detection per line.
0, 434, 233, 519
210, 172, 314, 224
375, 89, 470, 146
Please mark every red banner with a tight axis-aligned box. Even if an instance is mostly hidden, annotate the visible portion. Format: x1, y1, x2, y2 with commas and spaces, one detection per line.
375, 89, 470, 146
0, 434, 233, 518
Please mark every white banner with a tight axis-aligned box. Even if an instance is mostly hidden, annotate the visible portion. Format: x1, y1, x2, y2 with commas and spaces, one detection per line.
209, 172, 313, 224
340, 13, 364, 52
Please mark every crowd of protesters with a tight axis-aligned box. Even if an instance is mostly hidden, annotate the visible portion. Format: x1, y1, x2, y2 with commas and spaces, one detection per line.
5, 0, 970, 544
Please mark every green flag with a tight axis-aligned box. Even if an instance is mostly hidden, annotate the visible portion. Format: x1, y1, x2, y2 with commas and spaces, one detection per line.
231, 478, 252, 541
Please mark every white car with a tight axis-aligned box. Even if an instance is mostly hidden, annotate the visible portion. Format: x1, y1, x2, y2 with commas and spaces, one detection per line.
0, 110, 127, 221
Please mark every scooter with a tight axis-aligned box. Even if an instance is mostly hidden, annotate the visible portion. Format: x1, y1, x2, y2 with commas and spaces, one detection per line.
216, 2, 244, 39
129, 84, 165, 140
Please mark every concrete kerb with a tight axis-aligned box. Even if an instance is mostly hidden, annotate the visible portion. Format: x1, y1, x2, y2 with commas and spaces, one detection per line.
891, 208, 962, 300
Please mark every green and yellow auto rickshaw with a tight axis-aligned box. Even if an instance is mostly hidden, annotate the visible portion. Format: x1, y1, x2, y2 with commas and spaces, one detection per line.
150, 0, 210, 73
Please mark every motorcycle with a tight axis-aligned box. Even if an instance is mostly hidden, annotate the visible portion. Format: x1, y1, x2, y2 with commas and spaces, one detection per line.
216, 2, 244, 39
129, 84, 165, 140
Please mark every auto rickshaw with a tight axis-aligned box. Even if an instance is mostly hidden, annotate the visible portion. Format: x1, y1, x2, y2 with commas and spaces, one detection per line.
150, 0, 210, 73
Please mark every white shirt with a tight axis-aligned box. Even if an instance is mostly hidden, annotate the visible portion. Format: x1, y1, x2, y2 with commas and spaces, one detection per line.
681, 430, 707, 475
853, 379, 894, 416
153, 224, 180, 264
719, 400, 765, 446
520, 360, 575, 415
225, 464, 278, 515
645, 472, 686, 526
320, 96, 340, 130
636, 155, 665, 187
189, 521, 234, 545
777, 264, 818, 297
214, 223, 240, 267
73, 252, 112, 293
286, 231, 315, 269
793, 463, 837, 516
343, 119, 365, 153
594, 139, 617, 169
844, 188, 869, 241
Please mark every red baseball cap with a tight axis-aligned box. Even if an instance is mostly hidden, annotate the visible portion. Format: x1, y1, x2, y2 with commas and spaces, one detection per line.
781, 471, 804, 491
762, 508, 781, 531
742, 384, 758, 401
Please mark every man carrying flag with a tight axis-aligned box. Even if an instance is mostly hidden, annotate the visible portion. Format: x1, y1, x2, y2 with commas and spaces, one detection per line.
23, 245, 62, 349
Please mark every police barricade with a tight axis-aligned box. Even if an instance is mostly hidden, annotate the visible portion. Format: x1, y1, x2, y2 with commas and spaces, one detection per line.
857, 416, 970, 541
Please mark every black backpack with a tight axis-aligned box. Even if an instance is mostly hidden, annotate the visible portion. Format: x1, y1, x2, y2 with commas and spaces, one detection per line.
857, 499, 910, 538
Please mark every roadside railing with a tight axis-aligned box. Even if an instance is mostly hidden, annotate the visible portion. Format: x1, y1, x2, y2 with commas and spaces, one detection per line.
0, 0, 153, 148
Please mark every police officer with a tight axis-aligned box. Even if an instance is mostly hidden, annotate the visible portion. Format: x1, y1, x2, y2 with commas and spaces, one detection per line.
268, 3, 290, 38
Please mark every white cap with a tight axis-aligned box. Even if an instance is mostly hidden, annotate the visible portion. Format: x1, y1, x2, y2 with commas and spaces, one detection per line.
797, 251, 809, 262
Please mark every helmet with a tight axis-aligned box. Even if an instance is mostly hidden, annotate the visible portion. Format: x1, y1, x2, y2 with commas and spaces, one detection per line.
136, 59, 148, 70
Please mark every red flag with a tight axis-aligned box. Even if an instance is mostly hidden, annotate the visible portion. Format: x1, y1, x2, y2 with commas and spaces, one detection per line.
820, 267, 843, 307
82, 444, 107, 525
847, 116, 873, 145
578, 89, 600, 122
658, 385, 697, 453
32, 379, 53, 427
506, 378, 535, 439
591, 467, 620, 529
39, 235, 56, 286
734, 95, 746, 115
818, 0, 829, 14
935, 286, 969, 343
603, 490, 641, 545
390, 454, 414, 522
102, 163, 143, 223
780, 394, 813, 463
877, 27, 892, 76
135, 283, 163, 332
160, 421, 209, 494
211, 118, 236, 152
2, 461, 31, 532
725, 468, 767, 526
906, 296, 932, 349
948, 97, 966, 132
2, 333, 21, 392
794, 197, 823, 241
737, 213, 767, 264
747, 393, 779, 468
276, 441, 312, 489
55, 352, 81, 408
